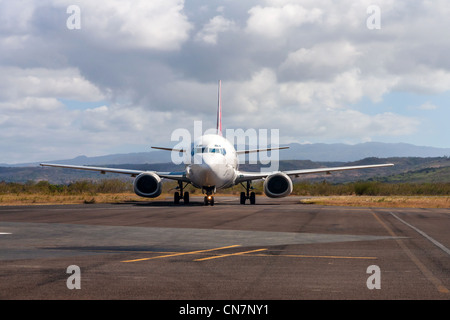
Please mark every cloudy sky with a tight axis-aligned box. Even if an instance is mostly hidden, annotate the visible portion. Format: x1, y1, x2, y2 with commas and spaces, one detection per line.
1, 0, 450, 164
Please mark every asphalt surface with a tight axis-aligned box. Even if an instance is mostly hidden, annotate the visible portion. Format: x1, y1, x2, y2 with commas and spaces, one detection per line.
0, 196, 449, 301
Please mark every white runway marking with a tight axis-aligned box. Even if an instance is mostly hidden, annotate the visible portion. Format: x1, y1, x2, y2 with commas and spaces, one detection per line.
389, 211, 450, 257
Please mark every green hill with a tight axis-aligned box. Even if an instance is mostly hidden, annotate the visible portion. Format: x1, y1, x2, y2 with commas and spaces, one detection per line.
1, 157, 449, 184
377, 166, 450, 183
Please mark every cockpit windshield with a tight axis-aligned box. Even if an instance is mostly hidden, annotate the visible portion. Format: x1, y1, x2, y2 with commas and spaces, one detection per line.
192, 145, 226, 156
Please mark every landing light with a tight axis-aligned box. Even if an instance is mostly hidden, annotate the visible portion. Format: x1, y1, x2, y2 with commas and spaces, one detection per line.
207, 195, 212, 200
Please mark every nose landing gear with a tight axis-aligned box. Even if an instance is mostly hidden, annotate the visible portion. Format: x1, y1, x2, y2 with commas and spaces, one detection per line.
202, 187, 216, 206
204, 195, 214, 206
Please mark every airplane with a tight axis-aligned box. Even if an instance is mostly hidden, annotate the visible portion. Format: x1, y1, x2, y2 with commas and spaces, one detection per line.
41, 81, 394, 206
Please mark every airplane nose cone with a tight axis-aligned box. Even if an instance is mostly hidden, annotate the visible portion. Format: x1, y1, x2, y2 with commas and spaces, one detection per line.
189, 154, 226, 187
192, 153, 226, 168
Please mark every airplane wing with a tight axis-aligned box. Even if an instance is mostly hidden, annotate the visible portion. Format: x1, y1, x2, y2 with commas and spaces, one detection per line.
236, 146, 290, 154
39, 163, 189, 182
234, 163, 394, 184
151, 146, 185, 152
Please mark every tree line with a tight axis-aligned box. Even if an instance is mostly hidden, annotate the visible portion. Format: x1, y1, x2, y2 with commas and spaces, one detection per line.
1, 179, 449, 196
0, 179, 133, 195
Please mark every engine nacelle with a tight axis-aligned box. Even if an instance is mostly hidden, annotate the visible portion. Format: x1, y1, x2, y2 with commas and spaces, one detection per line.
263, 172, 293, 198
133, 172, 162, 198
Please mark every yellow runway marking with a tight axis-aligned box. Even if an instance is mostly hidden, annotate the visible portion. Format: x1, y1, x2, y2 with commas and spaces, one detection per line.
121, 245, 240, 263
255, 253, 377, 260
121, 248, 376, 263
195, 248, 268, 261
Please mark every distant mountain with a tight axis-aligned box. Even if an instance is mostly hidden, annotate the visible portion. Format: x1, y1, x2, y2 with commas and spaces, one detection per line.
378, 166, 450, 184
2, 157, 449, 184
5, 152, 173, 167
279, 142, 450, 162
2, 142, 450, 167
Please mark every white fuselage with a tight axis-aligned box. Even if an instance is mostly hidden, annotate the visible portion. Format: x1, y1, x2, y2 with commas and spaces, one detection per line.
185, 134, 238, 190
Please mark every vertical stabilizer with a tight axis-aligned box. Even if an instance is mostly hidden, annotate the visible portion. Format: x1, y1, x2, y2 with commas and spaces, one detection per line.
216, 80, 222, 136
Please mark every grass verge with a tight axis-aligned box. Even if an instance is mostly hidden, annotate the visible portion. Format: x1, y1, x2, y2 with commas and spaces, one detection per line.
300, 196, 450, 208
1, 192, 448, 208
0, 192, 152, 206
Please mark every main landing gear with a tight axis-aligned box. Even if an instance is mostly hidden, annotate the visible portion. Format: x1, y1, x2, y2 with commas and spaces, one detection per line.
174, 181, 189, 204
240, 181, 256, 205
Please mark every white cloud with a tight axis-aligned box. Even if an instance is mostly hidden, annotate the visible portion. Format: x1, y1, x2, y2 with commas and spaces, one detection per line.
1, 0, 450, 162
394, 67, 450, 94
0, 0, 35, 34
216, 68, 419, 142
279, 68, 365, 108
0, 66, 105, 101
77, 0, 193, 50
0, 97, 63, 112
282, 41, 360, 69
279, 41, 361, 80
417, 102, 438, 110
246, 3, 322, 38
1, 0, 193, 51
195, 15, 236, 44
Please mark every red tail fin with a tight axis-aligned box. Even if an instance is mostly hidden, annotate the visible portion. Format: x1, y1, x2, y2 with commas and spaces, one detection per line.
216, 80, 222, 136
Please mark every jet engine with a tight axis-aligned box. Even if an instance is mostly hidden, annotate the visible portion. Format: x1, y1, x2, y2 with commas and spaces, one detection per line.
263, 172, 293, 198
133, 172, 162, 198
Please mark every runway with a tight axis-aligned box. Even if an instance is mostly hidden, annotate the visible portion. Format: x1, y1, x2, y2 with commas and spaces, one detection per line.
0, 196, 449, 300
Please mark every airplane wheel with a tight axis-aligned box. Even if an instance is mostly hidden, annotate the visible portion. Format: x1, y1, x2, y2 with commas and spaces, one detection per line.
204, 196, 208, 205
174, 192, 180, 204
240, 192, 246, 204
184, 191, 189, 204
210, 196, 214, 206
250, 192, 256, 205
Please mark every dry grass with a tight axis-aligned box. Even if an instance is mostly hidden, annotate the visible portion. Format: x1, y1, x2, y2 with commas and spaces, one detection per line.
0, 192, 154, 206
300, 195, 450, 208
0, 192, 235, 206
1, 192, 449, 209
